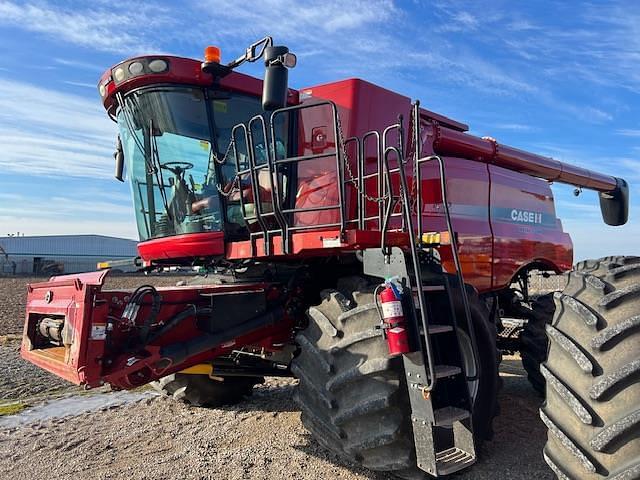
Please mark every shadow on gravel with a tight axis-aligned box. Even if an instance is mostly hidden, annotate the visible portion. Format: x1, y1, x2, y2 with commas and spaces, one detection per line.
218, 380, 300, 414
293, 433, 393, 480
289, 356, 552, 480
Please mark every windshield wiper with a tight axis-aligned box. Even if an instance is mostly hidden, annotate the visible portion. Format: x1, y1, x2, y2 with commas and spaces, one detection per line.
148, 120, 172, 221
117, 94, 146, 161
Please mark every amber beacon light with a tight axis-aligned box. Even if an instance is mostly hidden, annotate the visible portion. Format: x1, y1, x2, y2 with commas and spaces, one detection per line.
204, 45, 221, 63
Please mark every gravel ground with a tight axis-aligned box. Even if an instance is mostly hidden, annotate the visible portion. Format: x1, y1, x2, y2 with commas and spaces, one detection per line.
0, 344, 552, 480
0, 339, 80, 401
0, 276, 554, 479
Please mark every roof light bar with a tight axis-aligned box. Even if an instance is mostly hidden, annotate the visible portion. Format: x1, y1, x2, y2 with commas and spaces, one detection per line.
110, 58, 170, 85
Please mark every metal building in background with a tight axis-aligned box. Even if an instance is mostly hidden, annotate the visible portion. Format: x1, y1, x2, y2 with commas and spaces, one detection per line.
0, 235, 138, 275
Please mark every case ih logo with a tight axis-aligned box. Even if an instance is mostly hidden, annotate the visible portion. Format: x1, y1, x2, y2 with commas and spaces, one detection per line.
511, 209, 543, 224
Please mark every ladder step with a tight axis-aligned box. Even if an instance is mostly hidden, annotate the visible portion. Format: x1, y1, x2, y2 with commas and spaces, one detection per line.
434, 365, 462, 379
436, 447, 476, 476
428, 324, 454, 334
434, 407, 471, 426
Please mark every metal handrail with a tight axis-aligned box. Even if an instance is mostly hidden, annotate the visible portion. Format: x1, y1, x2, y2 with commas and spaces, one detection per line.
361, 130, 384, 229
411, 101, 479, 388
248, 114, 288, 255
264, 101, 348, 253
381, 115, 438, 392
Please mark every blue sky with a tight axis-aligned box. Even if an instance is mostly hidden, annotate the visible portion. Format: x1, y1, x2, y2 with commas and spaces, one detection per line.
0, 0, 638, 261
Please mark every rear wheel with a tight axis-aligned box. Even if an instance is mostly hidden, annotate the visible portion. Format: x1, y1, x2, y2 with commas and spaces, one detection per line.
291, 276, 499, 478
521, 293, 555, 395
151, 373, 263, 407
541, 256, 640, 479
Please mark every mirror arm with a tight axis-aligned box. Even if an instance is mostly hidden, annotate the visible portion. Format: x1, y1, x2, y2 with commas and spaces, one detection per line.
227, 36, 274, 69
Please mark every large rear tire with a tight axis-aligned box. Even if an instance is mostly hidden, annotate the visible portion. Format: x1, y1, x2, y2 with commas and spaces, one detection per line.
521, 293, 555, 395
541, 256, 640, 479
151, 373, 263, 407
291, 276, 499, 478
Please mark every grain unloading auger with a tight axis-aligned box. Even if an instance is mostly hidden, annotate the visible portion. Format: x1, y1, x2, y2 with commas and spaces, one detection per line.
21, 37, 636, 479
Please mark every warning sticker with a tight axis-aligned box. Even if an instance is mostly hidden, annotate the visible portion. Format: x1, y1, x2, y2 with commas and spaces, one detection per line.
381, 301, 403, 318
322, 237, 342, 248
91, 324, 106, 340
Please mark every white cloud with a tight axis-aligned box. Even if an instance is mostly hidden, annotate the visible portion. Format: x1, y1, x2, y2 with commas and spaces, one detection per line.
506, 20, 538, 32
63, 80, 97, 89
0, 181, 136, 238
436, 10, 479, 32
563, 218, 640, 260
0, 77, 116, 178
494, 3, 640, 94
617, 129, 640, 137
0, 1, 166, 54
53, 58, 104, 72
195, 0, 539, 97
203, 0, 397, 39
493, 123, 535, 132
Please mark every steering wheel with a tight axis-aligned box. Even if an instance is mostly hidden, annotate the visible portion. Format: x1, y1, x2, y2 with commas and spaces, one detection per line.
160, 161, 194, 175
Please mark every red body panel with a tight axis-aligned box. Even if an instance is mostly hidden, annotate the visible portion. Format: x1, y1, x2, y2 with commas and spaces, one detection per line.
138, 232, 225, 262
262, 79, 572, 292
488, 165, 572, 289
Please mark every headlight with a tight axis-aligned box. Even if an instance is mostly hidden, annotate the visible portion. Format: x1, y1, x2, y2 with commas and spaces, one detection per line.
113, 67, 126, 82
148, 59, 168, 73
128, 61, 144, 75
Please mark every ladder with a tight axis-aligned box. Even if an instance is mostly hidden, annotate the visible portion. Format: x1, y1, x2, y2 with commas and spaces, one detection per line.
363, 102, 479, 476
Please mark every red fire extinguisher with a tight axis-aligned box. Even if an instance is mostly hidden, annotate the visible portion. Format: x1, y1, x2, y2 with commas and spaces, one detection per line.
378, 278, 411, 356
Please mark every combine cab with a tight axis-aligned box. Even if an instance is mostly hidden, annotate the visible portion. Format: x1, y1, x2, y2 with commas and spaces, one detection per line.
22, 37, 637, 479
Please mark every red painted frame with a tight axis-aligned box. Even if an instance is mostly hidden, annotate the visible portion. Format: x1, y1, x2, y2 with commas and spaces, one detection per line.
21, 271, 294, 389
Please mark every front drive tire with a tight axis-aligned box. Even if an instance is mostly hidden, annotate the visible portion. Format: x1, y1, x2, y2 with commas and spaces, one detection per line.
541, 256, 640, 479
291, 277, 499, 478
151, 373, 263, 407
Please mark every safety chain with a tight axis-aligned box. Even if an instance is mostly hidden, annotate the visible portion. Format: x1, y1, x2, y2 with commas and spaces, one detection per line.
212, 138, 241, 197
217, 175, 240, 197
336, 113, 390, 204
211, 138, 237, 165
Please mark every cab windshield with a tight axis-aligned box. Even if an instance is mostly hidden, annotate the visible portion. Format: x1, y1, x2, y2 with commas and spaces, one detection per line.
116, 86, 268, 241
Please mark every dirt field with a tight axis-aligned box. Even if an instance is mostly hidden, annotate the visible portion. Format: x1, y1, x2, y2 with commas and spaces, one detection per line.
0, 276, 554, 479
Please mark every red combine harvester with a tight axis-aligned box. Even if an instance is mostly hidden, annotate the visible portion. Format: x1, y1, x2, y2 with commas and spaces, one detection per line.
21, 38, 637, 479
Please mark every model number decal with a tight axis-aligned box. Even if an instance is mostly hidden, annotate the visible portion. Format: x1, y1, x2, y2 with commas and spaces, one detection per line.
510, 209, 543, 224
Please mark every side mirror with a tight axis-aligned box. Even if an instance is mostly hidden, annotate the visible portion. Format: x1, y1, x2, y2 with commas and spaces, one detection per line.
114, 135, 125, 182
262, 46, 296, 111
599, 177, 629, 226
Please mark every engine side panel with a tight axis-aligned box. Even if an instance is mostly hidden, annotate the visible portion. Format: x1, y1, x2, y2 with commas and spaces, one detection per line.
489, 164, 573, 290
418, 157, 493, 292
